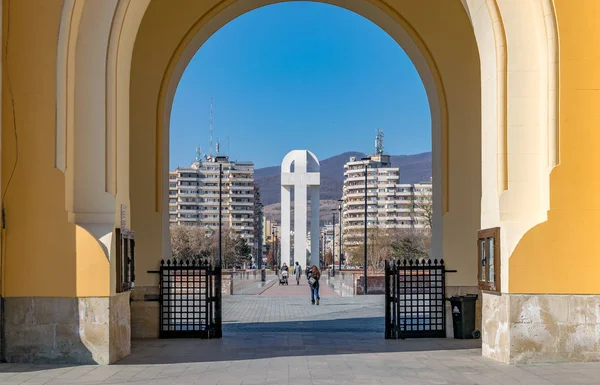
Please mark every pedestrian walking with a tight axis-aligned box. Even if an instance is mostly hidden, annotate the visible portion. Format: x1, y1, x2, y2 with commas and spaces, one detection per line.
307, 265, 321, 305
280, 262, 289, 285
293, 261, 302, 285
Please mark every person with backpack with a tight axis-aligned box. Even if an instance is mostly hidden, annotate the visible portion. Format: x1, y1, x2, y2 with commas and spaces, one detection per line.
307, 265, 321, 305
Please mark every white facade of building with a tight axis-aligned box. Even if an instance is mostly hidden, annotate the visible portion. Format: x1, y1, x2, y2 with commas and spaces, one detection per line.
168, 156, 257, 248
342, 155, 432, 242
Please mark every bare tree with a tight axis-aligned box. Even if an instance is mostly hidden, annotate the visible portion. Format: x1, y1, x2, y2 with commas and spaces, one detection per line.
324, 250, 333, 265
412, 189, 433, 230
344, 227, 432, 269
170, 224, 192, 260
265, 246, 275, 268
170, 224, 251, 268
345, 228, 394, 272
390, 228, 431, 256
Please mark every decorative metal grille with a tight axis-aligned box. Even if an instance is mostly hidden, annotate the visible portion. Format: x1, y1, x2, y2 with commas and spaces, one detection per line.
159, 259, 222, 339
385, 258, 446, 339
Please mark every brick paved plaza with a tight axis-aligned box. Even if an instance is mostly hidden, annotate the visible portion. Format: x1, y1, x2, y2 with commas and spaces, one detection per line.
2, 279, 600, 384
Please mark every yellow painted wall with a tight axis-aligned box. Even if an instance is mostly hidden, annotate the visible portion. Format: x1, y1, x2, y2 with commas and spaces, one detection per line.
509, 0, 600, 294
1, 0, 109, 297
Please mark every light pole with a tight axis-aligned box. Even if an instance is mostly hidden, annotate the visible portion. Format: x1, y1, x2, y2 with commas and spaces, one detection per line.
215, 161, 223, 338
363, 162, 368, 295
338, 199, 343, 271
218, 162, 223, 268
320, 231, 324, 269
321, 229, 325, 270
331, 212, 336, 277
274, 227, 279, 271
272, 227, 276, 274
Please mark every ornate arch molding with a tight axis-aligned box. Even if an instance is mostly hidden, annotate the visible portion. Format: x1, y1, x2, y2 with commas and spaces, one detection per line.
56, 0, 150, 257
148, 0, 450, 259
56, 0, 124, 256
463, 0, 559, 290
461, 0, 508, 229
541, 0, 559, 169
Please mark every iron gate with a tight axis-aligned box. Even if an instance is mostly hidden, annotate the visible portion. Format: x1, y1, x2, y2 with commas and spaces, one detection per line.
159, 259, 222, 339
385, 258, 446, 339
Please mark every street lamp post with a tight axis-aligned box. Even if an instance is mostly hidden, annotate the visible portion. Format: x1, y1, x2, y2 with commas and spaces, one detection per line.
320, 232, 323, 269
338, 199, 343, 271
215, 161, 223, 338
276, 230, 279, 273
321, 230, 325, 269
331, 212, 336, 277
272, 227, 276, 275
218, 162, 223, 268
363, 162, 368, 295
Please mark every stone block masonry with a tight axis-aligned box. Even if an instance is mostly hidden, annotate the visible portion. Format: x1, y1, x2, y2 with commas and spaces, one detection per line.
483, 293, 600, 363
3, 293, 130, 364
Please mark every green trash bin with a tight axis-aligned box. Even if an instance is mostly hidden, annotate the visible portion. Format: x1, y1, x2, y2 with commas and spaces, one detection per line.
449, 294, 479, 339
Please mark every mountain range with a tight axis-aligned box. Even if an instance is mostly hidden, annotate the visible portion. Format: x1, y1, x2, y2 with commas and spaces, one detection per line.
255, 151, 432, 205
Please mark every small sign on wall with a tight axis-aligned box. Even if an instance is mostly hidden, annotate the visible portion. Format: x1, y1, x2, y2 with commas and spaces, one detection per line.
121, 204, 128, 230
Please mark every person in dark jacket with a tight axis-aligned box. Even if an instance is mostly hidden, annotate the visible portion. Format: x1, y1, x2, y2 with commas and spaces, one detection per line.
293, 262, 302, 285
306, 265, 321, 305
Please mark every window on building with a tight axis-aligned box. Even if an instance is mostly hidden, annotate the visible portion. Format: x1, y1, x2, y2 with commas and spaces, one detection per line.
115, 228, 135, 293
478, 227, 500, 292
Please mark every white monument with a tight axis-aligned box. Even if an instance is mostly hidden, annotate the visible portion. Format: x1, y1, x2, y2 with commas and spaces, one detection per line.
281, 150, 320, 269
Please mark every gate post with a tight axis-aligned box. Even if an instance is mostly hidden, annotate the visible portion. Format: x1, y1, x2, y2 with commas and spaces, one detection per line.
384, 260, 391, 339
213, 264, 222, 338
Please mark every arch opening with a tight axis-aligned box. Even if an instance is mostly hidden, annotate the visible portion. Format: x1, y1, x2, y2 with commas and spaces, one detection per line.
124, 0, 484, 349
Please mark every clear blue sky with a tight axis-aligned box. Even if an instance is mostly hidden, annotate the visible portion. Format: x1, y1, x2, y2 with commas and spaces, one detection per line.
170, 2, 431, 169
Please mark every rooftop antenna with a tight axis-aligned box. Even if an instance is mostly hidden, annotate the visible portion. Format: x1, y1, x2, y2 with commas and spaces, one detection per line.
216, 139, 220, 155
375, 129, 384, 155
209, 97, 213, 158
195, 146, 202, 162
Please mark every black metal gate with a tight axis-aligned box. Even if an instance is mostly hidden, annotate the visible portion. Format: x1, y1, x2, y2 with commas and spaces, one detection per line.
159, 259, 222, 339
385, 258, 446, 339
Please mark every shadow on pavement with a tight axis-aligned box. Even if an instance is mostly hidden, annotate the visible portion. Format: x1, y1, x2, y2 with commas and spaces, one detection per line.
117, 316, 481, 365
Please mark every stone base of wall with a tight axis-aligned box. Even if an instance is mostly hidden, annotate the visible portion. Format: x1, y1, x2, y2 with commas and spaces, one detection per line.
483, 292, 600, 363
109, 292, 131, 363
326, 272, 355, 297
0, 296, 4, 361
356, 275, 385, 295
4, 293, 130, 364
131, 286, 159, 339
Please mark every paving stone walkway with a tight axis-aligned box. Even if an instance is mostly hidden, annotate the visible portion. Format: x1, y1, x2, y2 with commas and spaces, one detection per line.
258, 275, 338, 298
2, 294, 600, 384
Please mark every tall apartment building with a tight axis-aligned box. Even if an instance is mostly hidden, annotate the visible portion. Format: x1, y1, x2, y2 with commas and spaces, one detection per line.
342, 154, 432, 246
168, 155, 258, 249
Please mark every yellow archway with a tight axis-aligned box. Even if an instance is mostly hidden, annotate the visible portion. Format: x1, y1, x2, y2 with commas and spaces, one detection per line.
5, 0, 600, 366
